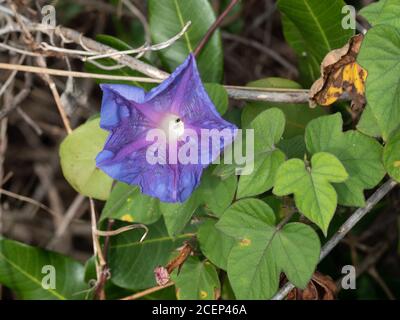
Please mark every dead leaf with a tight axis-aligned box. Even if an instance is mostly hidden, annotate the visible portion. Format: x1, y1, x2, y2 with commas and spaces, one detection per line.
309, 34, 367, 112
283, 271, 337, 300
154, 242, 194, 286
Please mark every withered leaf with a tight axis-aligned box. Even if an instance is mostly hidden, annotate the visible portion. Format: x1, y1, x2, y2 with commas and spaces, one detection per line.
309, 34, 367, 111
284, 271, 337, 300
154, 242, 194, 286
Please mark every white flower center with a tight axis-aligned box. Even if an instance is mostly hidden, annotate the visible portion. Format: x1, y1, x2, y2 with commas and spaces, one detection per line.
160, 114, 185, 142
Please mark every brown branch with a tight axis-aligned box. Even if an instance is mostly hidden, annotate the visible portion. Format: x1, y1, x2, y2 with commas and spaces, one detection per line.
120, 282, 175, 300
194, 0, 240, 57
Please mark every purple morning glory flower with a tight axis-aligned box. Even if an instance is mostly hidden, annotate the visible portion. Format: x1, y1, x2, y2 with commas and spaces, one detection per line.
96, 54, 237, 203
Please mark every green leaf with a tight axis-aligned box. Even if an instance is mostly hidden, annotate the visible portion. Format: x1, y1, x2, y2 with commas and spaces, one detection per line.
280, 15, 320, 86
237, 108, 286, 199
277, 135, 307, 159
101, 183, 162, 224
273, 152, 348, 235
197, 219, 235, 270
216, 199, 320, 299
160, 191, 201, 237
204, 83, 229, 115
160, 166, 237, 235
0, 238, 87, 300
108, 219, 192, 290
59, 118, 113, 200
306, 113, 385, 207
360, 0, 400, 29
241, 78, 326, 138
357, 105, 382, 138
172, 257, 220, 300
357, 25, 400, 141
148, 0, 223, 82
198, 168, 237, 217
278, 0, 354, 85
383, 129, 400, 182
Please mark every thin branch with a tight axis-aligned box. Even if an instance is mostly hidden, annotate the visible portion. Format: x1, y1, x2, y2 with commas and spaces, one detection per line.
225, 85, 311, 103
0, 187, 56, 217
120, 282, 175, 300
194, 0, 240, 57
272, 179, 398, 300
95, 224, 149, 242
0, 54, 25, 98
122, 0, 151, 46
85, 21, 192, 61
222, 32, 298, 76
0, 63, 318, 104
0, 62, 162, 83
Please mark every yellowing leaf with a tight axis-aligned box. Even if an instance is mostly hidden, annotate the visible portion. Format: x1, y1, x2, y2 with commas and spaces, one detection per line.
310, 34, 367, 111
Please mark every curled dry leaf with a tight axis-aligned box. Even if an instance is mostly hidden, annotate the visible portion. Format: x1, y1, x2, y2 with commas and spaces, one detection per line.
154, 242, 194, 286
309, 34, 367, 111
284, 271, 337, 300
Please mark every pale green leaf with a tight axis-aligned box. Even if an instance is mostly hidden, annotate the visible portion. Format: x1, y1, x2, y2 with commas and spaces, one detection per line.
360, 0, 400, 29
273, 152, 348, 234
59, 118, 113, 200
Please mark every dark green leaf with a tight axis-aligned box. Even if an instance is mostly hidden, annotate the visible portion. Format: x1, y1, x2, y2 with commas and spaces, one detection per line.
109, 219, 192, 290
278, 0, 354, 85
0, 238, 87, 300
101, 183, 162, 224
148, 0, 223, 82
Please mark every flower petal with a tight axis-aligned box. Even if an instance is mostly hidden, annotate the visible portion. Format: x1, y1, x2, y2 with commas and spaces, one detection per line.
97, 146, 202, 203
99, 84, 146, 129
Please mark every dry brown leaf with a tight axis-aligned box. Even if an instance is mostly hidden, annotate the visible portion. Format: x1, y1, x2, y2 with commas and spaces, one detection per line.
154, 242, 194, 286
284, 271, 337, 300
309, 34, 367, 111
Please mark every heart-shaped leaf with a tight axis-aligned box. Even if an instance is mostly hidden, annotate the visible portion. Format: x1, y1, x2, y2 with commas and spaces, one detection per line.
197, 219, 235, 270
306, 113, 385, 206
273, 152, 348, 234
216, 199, 320, 299
237, 108, 286, 199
